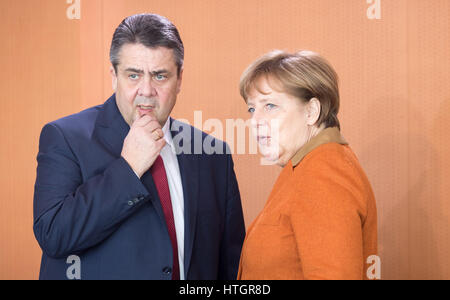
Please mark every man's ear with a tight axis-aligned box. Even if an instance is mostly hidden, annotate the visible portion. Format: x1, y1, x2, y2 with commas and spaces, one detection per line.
176, 67, 184, 94
110, 66, 118, 91
306, 97, 322, 126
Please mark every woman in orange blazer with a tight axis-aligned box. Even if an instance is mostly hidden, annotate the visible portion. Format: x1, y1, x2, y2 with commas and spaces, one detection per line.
237, 50, 378, 280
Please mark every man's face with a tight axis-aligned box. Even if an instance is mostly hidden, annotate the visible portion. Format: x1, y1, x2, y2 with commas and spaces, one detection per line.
111, 43, 183, 126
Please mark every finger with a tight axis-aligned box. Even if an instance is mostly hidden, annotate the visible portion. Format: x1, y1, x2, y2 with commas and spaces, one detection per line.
155, 137, 167, 150
133, 112, 158, 128
132, 114, 153, 128
154, 128, 164, 138
143, 120, 162, 133
152, 128, 165, 140
142, 110, 158, 122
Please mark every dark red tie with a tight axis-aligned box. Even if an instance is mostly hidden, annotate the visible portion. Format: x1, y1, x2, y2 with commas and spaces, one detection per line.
150, 155, 180, 280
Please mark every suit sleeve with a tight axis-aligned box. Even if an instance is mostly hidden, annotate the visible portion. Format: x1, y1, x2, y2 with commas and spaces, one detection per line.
290, 152, 365, 280
218, 151, 246, 280
33, 123, 150, 258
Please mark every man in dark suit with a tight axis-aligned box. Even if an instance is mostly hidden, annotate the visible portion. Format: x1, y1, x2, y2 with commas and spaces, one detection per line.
33, 13, 245, 280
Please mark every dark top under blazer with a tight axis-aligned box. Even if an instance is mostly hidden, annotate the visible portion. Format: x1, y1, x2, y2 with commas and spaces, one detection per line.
33, 94, 245, 280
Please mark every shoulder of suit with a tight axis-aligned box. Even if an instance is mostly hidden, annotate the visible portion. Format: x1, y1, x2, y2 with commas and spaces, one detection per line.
290, 143, 371, 215
292, 142, 365, 187
299, 142, 356, 168
47, 104, 103, 136
293, 143, 370, 199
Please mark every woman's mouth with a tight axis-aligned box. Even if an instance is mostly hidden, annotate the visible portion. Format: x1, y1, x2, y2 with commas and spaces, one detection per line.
257, 136, 271, 146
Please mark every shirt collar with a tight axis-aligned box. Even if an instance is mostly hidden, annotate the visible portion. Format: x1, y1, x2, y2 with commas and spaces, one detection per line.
161, 117, 175, 149
290, 127, 348, 167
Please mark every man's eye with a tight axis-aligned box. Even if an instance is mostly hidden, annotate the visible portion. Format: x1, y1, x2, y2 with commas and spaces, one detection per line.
129, 74, 139, 80
154, 74, 167, 81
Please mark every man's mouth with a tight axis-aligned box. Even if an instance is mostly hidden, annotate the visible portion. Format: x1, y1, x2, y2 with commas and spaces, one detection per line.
137, 105, 155, 116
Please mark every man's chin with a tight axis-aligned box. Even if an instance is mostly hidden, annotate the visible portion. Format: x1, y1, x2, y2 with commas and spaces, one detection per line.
134, 109, 159, 121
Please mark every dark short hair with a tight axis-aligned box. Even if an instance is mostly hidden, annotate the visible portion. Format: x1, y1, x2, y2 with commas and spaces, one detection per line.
240, 50, 341, 130
110, 13, 184, 75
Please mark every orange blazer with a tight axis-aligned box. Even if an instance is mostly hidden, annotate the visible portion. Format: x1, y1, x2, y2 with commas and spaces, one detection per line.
238, 128, 378, 280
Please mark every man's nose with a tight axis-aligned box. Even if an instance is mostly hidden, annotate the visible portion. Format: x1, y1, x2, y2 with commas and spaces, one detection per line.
138, 76, 157, 98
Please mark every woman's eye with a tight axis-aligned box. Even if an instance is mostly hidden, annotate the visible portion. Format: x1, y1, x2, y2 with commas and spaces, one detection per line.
266, 103, 276, 110
248, 107, 255, 114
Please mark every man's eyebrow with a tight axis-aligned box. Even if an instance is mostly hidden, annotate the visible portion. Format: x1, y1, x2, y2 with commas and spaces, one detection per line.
124, 68, 171, 76
150, 69, 170, 76
124, 68, 144, 74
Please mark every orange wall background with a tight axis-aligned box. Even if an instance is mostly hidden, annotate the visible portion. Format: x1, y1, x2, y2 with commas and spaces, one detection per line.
1, 0, 449, 280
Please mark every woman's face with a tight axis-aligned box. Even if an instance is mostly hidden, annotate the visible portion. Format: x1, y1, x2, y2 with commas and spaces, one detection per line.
246, 76, 312, 166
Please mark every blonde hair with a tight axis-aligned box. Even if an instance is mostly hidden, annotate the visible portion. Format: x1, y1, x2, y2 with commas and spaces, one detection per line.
240, 50, 341, 130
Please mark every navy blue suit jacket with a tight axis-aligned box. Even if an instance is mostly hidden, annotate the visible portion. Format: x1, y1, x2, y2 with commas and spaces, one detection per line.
33, 95, 245, 280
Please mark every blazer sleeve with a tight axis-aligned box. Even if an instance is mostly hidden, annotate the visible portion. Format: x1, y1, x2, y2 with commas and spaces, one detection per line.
218, 151, 246, 280
290, 150, 366, 280
33, 123, 150, 258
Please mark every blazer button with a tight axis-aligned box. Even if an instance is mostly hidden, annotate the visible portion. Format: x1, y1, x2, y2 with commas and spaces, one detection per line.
127, 200, 134, 206
162, 267, 172, 275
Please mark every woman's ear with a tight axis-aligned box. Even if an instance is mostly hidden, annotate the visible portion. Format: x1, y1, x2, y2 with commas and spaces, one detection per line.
306, 97, 321, 126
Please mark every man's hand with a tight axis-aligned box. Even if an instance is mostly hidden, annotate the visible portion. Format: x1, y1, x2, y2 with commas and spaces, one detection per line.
121, 114, 166, 178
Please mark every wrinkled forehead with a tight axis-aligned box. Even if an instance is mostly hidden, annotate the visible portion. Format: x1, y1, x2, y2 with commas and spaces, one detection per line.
117, 43, 177, 71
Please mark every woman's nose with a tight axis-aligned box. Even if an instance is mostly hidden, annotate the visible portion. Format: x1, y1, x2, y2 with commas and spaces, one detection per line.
251, 108, 263, 123
252, 109, 270, 127
251, 113, 269, 134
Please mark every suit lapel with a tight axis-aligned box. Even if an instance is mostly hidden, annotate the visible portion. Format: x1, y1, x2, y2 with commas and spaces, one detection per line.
141, 171, 167, 227
93, 94, 129, 157
170, 118, 199, 277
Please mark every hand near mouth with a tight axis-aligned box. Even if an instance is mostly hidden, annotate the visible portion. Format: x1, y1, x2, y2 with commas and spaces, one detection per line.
121, 113, 166, 178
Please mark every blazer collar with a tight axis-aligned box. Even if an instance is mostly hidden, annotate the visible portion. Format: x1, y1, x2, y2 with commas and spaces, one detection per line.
93, 94, 130, 157
96, 94, 129, 131
291, 127, 348, 167
169, 118, 199, 276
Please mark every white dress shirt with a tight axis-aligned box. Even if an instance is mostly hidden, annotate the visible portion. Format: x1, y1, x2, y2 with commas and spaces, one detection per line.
159, 117, 185, 280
